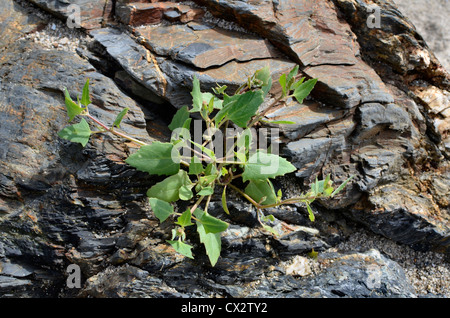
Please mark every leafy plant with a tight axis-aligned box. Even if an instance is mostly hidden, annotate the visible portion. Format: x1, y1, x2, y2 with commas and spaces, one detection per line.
58, 67, 353, 266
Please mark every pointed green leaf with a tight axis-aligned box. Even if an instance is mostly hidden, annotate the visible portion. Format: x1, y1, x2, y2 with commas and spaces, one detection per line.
293, 78, 318, 104
63, 87, 84, 122
261, 120, 296, 125
175, 209, 194, 227
146, 170, 191, 202
331, 175, 354, 198
197, 186, 214, 196
113, 107, 129, 128
279, 73, 287, 97
167, 240, 194, 259
215, 90, 265, 128
196, 219, 222, 267
221, 186, 230, 215
305, 202, 315, 222
194, 209, 228, 234
262, 224, 279, 236
149, 197, 174, 223
244, 179, 277, 205
190, 76, 202, 113
169, 106, 190, 131
81, 79, 92, 107
58, 118, 91, 147
242, 151, 296, 181
286, 65, 299, 92
125, 142, 180, 176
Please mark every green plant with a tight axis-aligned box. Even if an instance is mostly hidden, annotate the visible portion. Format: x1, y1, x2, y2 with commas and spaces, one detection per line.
58, 66, 353, 266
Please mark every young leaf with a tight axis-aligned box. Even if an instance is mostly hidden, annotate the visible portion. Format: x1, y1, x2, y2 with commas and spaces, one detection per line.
286, 65, 299, 92
190, 76, 202, 113
254, 66, 272, 96
175, 209, 194, 227
293, 78, 318, 104
197, 187, 214, 196
113, 107, 130, 128
63, 88, 84, 122
149, 197, 174, 223
279, 73, 287, 97
331, 175, 354, 198
125, 142, 180, 176
81, 79, 92, 107
167, 240, 194, 259
147, 170, 192, 202
244, 179, 277, 205
305, 202, 315, 222
58, 118, 91, 147
242, 150, 296, 181
221, 186, 230, 215
193, 209, 228, 234
215, 90, 265, 128
261, 120, 296, 125
169, 106, 190, 131
202, 92, 223, 110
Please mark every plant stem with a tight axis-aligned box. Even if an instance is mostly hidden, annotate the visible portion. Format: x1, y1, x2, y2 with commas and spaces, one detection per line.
85, 113, 148, 146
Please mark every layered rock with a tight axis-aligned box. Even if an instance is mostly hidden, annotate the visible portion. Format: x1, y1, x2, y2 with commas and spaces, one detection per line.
0, 0, 448, 298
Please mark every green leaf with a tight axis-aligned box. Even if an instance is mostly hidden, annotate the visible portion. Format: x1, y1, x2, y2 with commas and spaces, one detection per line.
202, 92, 223, 110
58, 118, 91, 147
148, 197, 174, 223
81, 79, 92, 107
215, 90, 265, 128
221, 186, 230, 215
305, 202, 315, 222
331, 175, 354, 198
169, 106, 190, 131
254, 66, 272, 96
63, 87, 84, 122
293, 78, 318, 104
113, 107, 129, 128
212, 84, 227, 95
179, 185, 194, 201
262, 224, 279, 236
189, 156, 204, 175
167, 240, 194, 259
125, 142, 180, 176
194, 209, 228, 234
146, 170, 192, 202
286, 65, 299, 92
175, 209, 194, 227
261, 120, 296, 125
197, 186, 214, 196
190, 76, 202, 113
244, 179, 277, 205
196, 219, 222, 266
279, 73, 287, 97
242, 151, 296, 181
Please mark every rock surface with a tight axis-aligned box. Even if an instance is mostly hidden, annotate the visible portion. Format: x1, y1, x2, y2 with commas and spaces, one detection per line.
0, 0, 448, 298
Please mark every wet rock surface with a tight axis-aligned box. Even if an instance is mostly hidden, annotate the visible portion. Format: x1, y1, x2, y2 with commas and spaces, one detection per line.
0, 0, 449, 298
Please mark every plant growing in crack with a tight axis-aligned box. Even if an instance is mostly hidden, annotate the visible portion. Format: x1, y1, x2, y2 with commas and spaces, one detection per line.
58, 66, 353, 266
